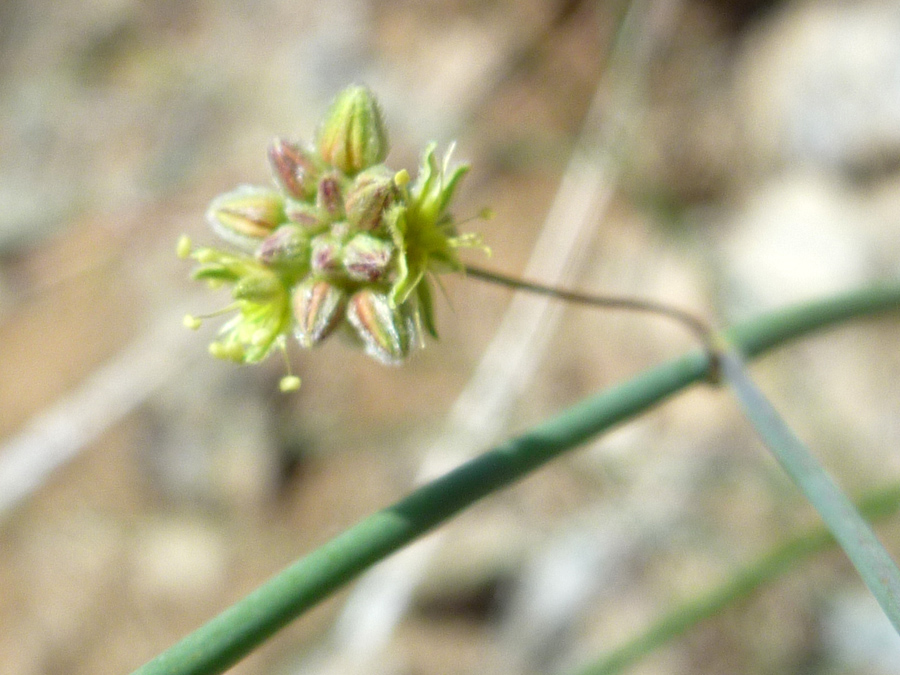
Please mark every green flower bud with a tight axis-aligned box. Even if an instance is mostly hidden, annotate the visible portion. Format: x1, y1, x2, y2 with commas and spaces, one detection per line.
342, 232, 393, 282
316, 173, 345, 220
256, 225, 310, 275
316, 85, 388, 175
293, 280, 346, 348
206, 186, 285, 250
310, 233, 344, 276
346, 289, 414, 365
344, 166, 395, 231
268, 138, 320, 199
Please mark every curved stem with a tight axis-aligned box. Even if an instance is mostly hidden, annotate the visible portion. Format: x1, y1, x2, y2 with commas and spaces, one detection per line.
464, 264, 720, 374
130, 280, 900, 675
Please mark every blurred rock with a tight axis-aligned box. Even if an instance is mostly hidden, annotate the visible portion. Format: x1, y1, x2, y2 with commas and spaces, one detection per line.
716, 171, 872, 315
129, 517, 227, 604
143, 364, 282, 510
821, 590, 900, 674
9, 512, 124, 669
415, 511, 531, 621
735, 0, 900, 175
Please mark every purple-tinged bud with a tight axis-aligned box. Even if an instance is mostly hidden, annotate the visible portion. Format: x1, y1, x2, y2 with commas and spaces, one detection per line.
268, 138, 319, 199
293, 280, 346, 348
206, 186, 285, 250
256, 225, 310, 274
310, 233, 344, 276
344, 167, 395, 231
342, 233, 393, 282
316, 173, 344, 220
316, 85, 388, 175
284, 199, 322, 230
346, 290, 413, 365
232, 273, 283, 303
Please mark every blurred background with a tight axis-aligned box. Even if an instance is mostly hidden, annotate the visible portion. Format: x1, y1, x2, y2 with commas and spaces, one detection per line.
1, 0, 900, 673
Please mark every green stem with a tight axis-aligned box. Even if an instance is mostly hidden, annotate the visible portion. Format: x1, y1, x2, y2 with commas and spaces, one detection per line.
572, 483, 900, 675
131, 280, 900, 675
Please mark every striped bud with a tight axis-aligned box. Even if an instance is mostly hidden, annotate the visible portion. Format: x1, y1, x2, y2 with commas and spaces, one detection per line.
346, 290, 413, 365
316, 85, 388, 175
293, 280, 346, 348
316, 173, 344, 220
268, 139, 319, 199
256, 225, 310, 274
342, 233, 393, 282
284, 199, 322, 229
344, 167, 395, 231
310, 233, 344, 276
206, 186, 284, 250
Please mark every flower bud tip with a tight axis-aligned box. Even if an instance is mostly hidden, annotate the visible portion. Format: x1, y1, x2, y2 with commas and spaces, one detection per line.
317, 85, 389, 174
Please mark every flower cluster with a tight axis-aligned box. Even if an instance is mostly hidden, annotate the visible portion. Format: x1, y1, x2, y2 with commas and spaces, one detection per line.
180, 85, 486, 390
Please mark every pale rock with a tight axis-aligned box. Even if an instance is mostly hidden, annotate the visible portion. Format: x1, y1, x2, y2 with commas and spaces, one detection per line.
130, 518, 227, 604
717, 172, 872, 315
735, 0, 900, 173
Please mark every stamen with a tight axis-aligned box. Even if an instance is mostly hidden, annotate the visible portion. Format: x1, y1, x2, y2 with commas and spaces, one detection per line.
393, 169, 410, 188
188, 303, 241, 322
278, 342, 301, 393
183, 315, 203, 330
279, 375, 301, 392
176, 235, 193, 259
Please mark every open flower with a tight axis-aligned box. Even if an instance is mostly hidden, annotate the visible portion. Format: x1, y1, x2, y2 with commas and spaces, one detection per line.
180, 85, 487, 389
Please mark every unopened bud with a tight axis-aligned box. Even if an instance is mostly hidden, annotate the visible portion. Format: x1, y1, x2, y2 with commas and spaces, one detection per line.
342, 233, 393, 282
316, 173, 344, 220
268, 138, 319, 199
293, 280, 346, 348
345, 167, 395, 230
206, 186, 285, 250
346, 290, 413, 365
256, 225, 310, 273
284, 199, 322, 229
310, 233, 344, 276
316, 85, 388, 175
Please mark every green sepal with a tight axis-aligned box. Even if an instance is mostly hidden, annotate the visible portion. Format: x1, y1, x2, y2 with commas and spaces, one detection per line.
232, 273, 283, 302
416, 278, 438, 339
191, 265, 242, 283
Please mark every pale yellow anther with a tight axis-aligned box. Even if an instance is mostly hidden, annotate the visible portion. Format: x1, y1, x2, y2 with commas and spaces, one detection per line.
176, 235, 193, 259
279, 375, 301, 392
183, 315, 203, 330
196, 249, 218, 263
393, 169, 410, 188
208, 342, 228, 359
